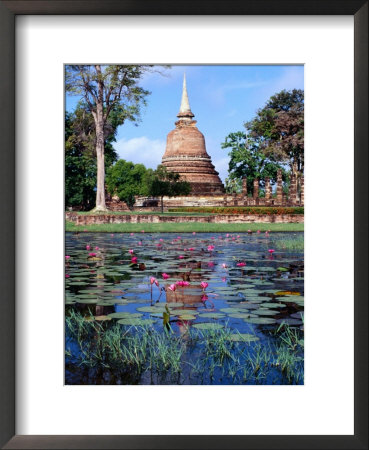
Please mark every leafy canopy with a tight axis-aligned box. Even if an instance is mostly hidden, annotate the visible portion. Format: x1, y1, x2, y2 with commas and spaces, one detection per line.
106, 160, 154, 208
65, 106, 118, 209
221, 131, 285, 194
245, 89, 304, 172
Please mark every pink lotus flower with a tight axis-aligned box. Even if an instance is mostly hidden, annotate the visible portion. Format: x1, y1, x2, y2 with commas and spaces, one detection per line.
268, 249, 275, 254
222, 263, 228, 269
150, 277, 159, 286
65, 274, 70, 278
177, 236, 181, 240
162, 273, 170, 280
248, 229, 252, 233
88, 252, 97, 257
222, 277, 227, 282
128, 249, 134, 254
130, 233, 134, 236
168, 284, 176, 292
176, 280, 190, 287
211, 237, 215, 240
200, 281, 209, 290
156, 244, 162, 248
110, 234, 114, 237
207, 245, 215, 251
86, 245, 91, 250
179, 255, 184, 259
159, 238, 163, 242
237, 235, 240, 238
188, 248, 195, 251
201, 294, 208, 302
95, 246, 99, 250
192, 232, 196, 235
232, 237, 235, 240
131, 256, 138, 264
207, 261, 215, 267
237, 262, 246, 267
65, 255, 70, 260
184, 248, 187, 251
257, 230, 261, 234
226, 234, 230, 238
141, 230, 145, 233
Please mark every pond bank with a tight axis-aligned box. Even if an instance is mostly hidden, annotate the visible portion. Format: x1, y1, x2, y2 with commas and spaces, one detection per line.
65, 221, 304, 233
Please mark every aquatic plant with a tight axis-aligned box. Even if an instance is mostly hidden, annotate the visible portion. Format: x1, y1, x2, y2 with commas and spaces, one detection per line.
65, 311, 304, 385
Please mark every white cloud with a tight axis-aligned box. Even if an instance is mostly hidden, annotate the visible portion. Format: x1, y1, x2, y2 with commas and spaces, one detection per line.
114, 136, 166, 169
213, 156, 230, 183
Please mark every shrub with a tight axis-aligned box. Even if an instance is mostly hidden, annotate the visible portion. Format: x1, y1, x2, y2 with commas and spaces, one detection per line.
168, 207, 304, 215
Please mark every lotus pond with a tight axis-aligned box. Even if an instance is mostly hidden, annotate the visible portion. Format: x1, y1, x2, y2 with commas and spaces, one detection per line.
65, 231, 304, 385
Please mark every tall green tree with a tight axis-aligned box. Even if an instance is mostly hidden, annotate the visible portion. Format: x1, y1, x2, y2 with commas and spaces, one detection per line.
221, 131, 285, 194
246, 89, 304, 173
66, 65, 153, 211
65, 104, 119, 210
148, 165, 191, 212
106, 160, 153, 208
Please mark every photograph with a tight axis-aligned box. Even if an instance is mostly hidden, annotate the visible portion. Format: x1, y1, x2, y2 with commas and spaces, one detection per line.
65, 64, 305, 385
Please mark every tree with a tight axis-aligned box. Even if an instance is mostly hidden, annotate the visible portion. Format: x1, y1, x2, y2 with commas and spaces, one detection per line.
246, 89, 304, 174
221, 131, 285, 195
65, 105, 118, 210
148, 165, 191, 212
65, 65, 153, 211
106, 160, 152, 208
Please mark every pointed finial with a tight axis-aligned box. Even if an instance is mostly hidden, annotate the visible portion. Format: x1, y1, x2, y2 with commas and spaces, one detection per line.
178, 73, 194, 118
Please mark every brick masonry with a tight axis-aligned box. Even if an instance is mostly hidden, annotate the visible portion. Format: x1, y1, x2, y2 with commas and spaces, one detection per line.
66, 212, 304, 225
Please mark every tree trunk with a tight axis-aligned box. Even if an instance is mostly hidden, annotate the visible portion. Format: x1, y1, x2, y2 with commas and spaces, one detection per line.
161, 196, 164, 213
94, 65, 107, 212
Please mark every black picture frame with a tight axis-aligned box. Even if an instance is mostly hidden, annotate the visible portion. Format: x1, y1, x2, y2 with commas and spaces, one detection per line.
0, 1, 367, 449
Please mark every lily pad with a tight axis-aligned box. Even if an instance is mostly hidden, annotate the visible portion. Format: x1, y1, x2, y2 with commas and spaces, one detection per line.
228, 313, 256, 319
76, 299, 98, 304
108, 312, 143, 319
243, 317, 276, 325
178, 315, 197, 321
94, 315, 112, 321
117, 318, 156, 326
192, 323, 224, 330
277, 318, 303, 326
227, 333, 260, 342
198, 313, 225, 319
253, 309, 279, 316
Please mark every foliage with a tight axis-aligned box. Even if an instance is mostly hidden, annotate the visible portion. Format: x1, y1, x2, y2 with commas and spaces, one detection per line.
65, 107, 118, 210
65, 65, 157, 210
168, 207, 304, 215
148, 165, 192, 212
221, 131, 286, 194
65, 311, 304, 385
246, 89, 304, 173
106, 159, 153, 208
224, 177, 243, 194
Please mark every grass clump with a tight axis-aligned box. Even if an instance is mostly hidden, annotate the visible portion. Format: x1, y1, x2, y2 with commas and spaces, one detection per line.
273, 234, 304, 251
65, 221, 304, 233
65, 311, 304, 385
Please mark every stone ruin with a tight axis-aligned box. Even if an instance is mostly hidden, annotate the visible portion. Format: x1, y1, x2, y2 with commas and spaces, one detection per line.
110, 75, 304, 211
161, 74, 225, 196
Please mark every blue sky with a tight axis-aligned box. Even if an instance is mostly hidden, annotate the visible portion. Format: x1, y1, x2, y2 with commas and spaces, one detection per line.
66, 65, 304, 182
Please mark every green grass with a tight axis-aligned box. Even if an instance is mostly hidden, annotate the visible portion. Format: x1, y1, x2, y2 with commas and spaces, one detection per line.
65, 310, 304, 385
66, 221, 304, 233
274, 235, 304, 251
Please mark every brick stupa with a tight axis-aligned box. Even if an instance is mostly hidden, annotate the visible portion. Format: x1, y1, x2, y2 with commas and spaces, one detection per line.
161, 74, 224, 195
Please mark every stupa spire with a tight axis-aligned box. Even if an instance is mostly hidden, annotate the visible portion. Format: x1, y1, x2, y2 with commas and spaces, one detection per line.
177, 73, 194, 119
